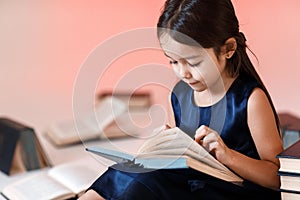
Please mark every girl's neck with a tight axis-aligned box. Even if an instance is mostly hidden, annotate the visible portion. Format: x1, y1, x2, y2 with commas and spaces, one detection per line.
194, 75, 236, 107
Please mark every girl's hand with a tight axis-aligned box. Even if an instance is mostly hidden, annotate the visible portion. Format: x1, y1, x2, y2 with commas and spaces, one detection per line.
194, 125, 233, 165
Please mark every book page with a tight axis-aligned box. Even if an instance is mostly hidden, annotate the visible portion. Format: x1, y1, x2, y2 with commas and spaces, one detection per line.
137, 127, 228, 171
2, 173, 74, 200
48, 163, 98, 194
0, 194, 7, 200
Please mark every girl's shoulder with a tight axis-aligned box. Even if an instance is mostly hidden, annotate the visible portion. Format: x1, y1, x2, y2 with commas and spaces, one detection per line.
228, 74, 262, 98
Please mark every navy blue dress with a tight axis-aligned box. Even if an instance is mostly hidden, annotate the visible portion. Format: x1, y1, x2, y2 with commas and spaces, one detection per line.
88, 75, 280, 200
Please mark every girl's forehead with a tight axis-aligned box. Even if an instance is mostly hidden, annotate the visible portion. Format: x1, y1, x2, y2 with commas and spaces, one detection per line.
160, 34, 205, 59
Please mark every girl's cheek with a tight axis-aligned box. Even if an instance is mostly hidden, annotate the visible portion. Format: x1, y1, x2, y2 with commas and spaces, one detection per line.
172, 66, 182, 79
191, 68, 204, 80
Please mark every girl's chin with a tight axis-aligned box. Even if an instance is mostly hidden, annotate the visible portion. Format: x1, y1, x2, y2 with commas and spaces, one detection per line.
188, 82, 206, 92
190, 85, 206, 92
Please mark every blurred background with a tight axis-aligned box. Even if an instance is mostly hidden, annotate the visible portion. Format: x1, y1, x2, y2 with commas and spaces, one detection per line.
1, 0, 299, 132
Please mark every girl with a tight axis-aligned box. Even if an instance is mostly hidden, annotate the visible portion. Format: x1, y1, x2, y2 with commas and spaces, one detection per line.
80, 0, 283, 199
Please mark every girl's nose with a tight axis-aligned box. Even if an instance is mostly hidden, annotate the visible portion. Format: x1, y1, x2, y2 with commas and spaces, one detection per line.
178, 63, 192, 79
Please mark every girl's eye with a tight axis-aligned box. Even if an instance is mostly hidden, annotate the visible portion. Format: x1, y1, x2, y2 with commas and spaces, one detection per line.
189, 61, 202, 67
169, 60, 178, 65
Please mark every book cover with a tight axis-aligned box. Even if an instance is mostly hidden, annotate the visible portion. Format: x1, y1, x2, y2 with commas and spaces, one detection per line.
0, 118, 21, 174
277, 140, 300, 159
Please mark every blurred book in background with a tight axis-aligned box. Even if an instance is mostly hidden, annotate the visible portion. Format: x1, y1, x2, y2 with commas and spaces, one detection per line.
98, 91, 151, 110
98, 91, 157, 138
46, 96, 127, 146
278, 112, 300, 149
0, 117, 49, 175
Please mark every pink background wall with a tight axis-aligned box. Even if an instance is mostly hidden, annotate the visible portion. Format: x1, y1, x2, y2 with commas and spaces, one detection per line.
1, 0, 299, 132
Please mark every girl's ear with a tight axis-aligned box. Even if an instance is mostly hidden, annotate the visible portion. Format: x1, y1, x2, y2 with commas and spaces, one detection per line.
222, 37, 237, 59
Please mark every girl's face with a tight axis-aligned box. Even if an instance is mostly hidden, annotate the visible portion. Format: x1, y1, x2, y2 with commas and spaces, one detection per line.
160, 33, 228, 93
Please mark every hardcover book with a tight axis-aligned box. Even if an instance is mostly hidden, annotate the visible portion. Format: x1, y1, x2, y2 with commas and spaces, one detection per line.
0, 117, 49, 175
278, 171, 300, 192
277, 140, 300, 174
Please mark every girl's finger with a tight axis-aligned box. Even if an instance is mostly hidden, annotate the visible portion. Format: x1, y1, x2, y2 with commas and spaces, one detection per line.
194, 125, 209, 143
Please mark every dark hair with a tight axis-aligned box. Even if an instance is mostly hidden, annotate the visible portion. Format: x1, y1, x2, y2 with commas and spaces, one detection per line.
157, 0, 280, 132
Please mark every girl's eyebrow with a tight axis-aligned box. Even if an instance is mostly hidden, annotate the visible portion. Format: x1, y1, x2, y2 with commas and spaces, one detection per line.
164, 52, 173, 59
164, 52, 201, 60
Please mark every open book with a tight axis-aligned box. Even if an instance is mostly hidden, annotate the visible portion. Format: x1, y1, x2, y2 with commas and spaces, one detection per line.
46, 96, 127, 146
86, 127, 243, 184
1, 163, 98, 200
0, 117, 50, 175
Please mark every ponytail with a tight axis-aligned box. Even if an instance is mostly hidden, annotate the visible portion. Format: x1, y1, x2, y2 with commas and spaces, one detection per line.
229, 32, 281, 132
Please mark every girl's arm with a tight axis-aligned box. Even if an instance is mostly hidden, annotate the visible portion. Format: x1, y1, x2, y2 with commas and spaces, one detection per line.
232, 87, 283, 189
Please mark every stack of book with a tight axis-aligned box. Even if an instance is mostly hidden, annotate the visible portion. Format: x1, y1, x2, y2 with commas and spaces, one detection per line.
277, 140, 300, 200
